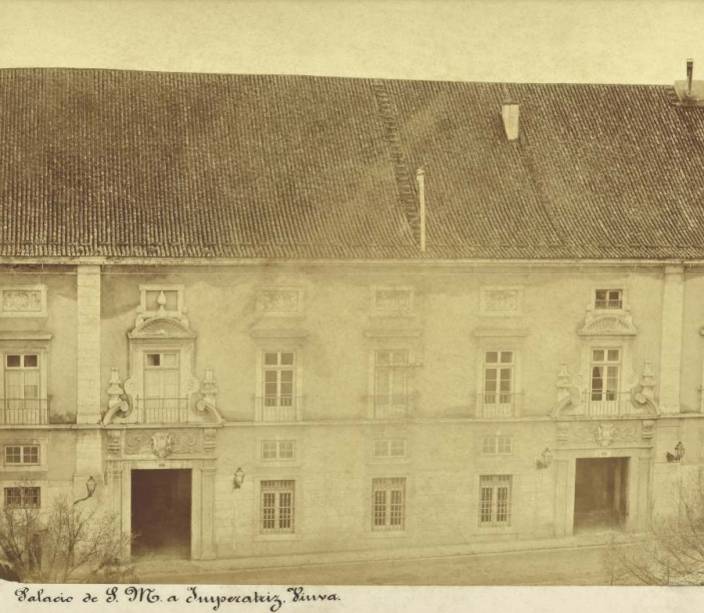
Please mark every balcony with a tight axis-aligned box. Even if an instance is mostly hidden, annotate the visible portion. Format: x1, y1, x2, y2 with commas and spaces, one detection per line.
0, 398, 49, 425
477, 392, 522, 418
371, 394, 414, 419
136, 397, 190, 424
584, 392, 641, 417
254, 396, 302, 422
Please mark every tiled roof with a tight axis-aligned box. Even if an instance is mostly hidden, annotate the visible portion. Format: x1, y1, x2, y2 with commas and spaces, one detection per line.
1, 68, 704, 260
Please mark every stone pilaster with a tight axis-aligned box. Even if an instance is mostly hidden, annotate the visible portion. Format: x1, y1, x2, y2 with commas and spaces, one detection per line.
76, 265, 101, 423
659, 265, 685, 413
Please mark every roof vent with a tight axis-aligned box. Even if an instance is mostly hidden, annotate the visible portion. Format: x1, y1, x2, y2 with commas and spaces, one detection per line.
501, 101, 520, 141
674, 58, 704, 106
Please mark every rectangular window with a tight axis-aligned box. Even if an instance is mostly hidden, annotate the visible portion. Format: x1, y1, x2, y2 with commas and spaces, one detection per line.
142, 351, 181, 420
595, 289, 623, 310
373, 439, 407, 458
5, 353, 40, 401
483, 351, 514, 414
263, 352, 295, 408
260, 440, 296, 461
372, 477, 406, 531
260, 480, 295, 533
374, 350, 410, 415
481, 435, 513, 455
4, 486, 40, 509
4, 445, 40, 465
479, 475, 512, 526
590, 348, 620, 403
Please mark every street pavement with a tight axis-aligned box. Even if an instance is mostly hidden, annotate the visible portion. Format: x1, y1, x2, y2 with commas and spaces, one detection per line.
137, 544, 628, 586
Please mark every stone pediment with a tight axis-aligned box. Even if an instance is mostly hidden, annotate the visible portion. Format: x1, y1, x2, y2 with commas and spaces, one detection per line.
578, 308, 637, 337
128, 316, 196, 340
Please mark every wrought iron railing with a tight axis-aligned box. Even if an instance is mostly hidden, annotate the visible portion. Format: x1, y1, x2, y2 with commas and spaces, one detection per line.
477, 392, 522, 418
136, 397, 190, 424
371, 394, 414, 419
0, 398, 49, 425
254, 396, 302, 422
583, 392, 637, 417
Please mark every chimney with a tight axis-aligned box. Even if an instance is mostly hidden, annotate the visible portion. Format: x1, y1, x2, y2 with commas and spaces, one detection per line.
501, 101, 520, 141
416, 168, 426, 253
687, 58, 694, 96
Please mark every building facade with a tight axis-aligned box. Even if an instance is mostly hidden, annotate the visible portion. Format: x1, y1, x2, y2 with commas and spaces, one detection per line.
1, 67, 704, 562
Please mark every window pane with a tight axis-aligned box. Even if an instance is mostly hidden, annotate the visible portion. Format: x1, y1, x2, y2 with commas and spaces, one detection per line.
280, 353, 294, 366
500, 351, 513, 363
5, 446, 21, 463
373, 440, 389, 457
480, 487, 493, 523
23, 355, 38, 368
482, 437, 496, 454
24, 446, 39, 464
146, 353, 160, 367
496, 486, 510, 522
6, 355, 20, 368
373, 490, 387, 526
278, 441, 295, 459
161, 352, 178, 368
264, 353, 278, 366
607, 349, 620, 362
389, 439, 406, 457
498, 436, 512, 454
485, 352, 498, 364
592, 349, 604, 362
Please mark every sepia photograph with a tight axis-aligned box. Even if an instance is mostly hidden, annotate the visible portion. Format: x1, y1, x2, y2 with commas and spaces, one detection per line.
0, 0, 704, 600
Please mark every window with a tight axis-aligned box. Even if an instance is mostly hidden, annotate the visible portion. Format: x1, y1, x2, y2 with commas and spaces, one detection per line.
374, 350, 410, 416
261, 440, 296, 461
479, 475, 512, 526
373, 439, 407, 458
590, 348, 620, 404
4, 445, 40, 465
481, 435, 512, 455
0, 286, 47, 318
263, 352, 295, 408
372, 478, 406, 531
595, 289, 623, 310
4, 486, 40, 509
142, 351, 183, 421
373, 288, 414, 315
260, 480, 295, 533
482, 351, 514, 414
5, 353, 40, 401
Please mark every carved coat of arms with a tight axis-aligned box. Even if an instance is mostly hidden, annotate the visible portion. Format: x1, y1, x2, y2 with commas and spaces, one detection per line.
150, 432, 175, 458
595, 423, 615, 447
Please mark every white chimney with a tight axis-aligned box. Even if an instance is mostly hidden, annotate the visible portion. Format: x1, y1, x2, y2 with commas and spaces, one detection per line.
501, 101, 520, 141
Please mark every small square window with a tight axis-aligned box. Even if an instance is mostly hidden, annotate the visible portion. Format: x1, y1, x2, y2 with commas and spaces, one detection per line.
6, 355, 20, 368
146, 353, 160, 367
23, 355, 38, 368
373, 439, 407, 458
595, 289, 623, 310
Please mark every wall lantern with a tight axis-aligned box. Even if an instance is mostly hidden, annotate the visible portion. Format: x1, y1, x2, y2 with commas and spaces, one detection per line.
233, 467, 245, 490
536, 447, 554, 470
666, 441, 686, 463
73, 475, 98, 506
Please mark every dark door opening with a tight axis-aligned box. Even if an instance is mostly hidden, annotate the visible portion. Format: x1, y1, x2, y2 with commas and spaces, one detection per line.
574, 457, 628, 532
131, 469, 191, 559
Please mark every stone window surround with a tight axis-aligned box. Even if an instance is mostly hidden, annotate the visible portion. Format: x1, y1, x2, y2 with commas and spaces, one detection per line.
0, 285, 48, 319
252, 476, 301, 541
1, 437, 47, 472
476, 473, 516, 531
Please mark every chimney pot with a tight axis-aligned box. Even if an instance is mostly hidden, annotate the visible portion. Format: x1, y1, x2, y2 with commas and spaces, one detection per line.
501, 101, 520, 141
687, 58, 694, 95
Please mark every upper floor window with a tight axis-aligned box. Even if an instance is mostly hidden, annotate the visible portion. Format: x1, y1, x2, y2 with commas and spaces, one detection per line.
481, 434, 513, 455
372, 477, 406, 531
590, 348, 621, 414
481, 351, 515, 417
372, 287, 414, 316
261, 439, 296, 461
2, 353, 47, 425
141, 351, 185, 422
374, 350, 411, 418
4, 444, 40, 466
373, 438, 407, 459
4, 486, 40, 509
594, 289, 623, 310
260, 480, 295, 534
261, 351, 296, 421
479, 475, 512, 526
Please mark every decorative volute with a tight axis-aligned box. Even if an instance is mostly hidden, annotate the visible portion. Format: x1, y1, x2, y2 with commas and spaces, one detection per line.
101, 368, 132, 425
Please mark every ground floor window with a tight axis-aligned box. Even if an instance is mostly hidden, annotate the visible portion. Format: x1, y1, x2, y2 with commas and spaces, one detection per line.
372, 477, 406, 531
260, 480, 295, 533
479, 475, 512, 526
4, 486, 40, 509
4, 444, 40, 465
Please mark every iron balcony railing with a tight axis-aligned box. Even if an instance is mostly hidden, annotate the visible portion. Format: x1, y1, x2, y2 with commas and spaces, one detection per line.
136, 397, 190, 424
254, 396, 303, 422
583, 392, 639, 417
477, 392, 523, 418
0, 398, 49, 425
371, 393, 415, 419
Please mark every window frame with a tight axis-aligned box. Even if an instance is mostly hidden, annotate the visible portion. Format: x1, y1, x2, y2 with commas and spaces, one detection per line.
480, 433, 513, 456
4, 444, 41, 466
3, 485, 41, 509
478, 474, 513, 528
259, 479, 296, 534
372, 349, 412, 418
371, 477, 406, 532
259, 439, 297, 462
594, 288, 624, 310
